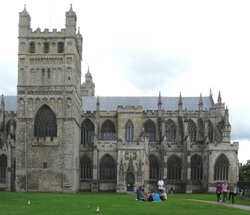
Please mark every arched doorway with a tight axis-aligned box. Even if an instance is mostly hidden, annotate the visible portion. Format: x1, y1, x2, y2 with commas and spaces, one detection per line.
126, 172, 135, 191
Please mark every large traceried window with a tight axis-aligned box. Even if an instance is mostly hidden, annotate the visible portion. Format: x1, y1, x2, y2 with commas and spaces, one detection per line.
188, 120, 196, 142
81, 119, 94, 146
144, 120, 156, 142
125, 120, 134, 142
165, 119, 176, 142
99, 154, 116, 180
167, 155, 181, 180
214, 154, 229, 181
101, 120, 116, 140
191, 154, 203, 181
34, 105, 57, 139
80, 156, 92, 179
149, 154, 160, 179
0, 154, 7, 181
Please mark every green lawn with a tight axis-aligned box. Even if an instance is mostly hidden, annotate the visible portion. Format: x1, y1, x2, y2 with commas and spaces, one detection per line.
0, 192, 249, 215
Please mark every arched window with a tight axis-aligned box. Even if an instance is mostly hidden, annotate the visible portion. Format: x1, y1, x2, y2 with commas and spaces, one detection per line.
144, 120, 156, 142
125, 120, 134, 142
0, 154, 7, 181
43, 42, 50, 53
191, 154, 203, 181
167, 155, 181, 180
101, 120, 116, 140
99, 154, 116, 180
34, 105, 57, 139
165, 119, 176, 142
29, 41, 35, 53
149, 154, 159, 179
57, 42, 64, 53
81, 119, 94, 146
188, 120, 196, 142
80, 156, 92, 179
214, 154, 229, 181
208, 120, 213, 142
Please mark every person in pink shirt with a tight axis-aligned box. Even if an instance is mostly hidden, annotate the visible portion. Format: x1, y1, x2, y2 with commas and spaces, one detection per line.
222, 181, 229, 203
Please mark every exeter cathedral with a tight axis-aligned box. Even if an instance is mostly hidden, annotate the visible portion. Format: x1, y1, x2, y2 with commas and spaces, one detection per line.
0, 6, 239, 193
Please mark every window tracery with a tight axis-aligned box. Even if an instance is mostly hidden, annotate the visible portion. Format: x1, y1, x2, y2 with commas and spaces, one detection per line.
191, 154, 203, 181
34, 105, 57, 139
101, 120, 116, 140
99, 154, 116, 180
167, 155, 181, 180
125, 120, 134, 142
214, 154, 229, 181
81, 119, 94, 146
165, 119, 176, 142
80, 156, 92, 179
144, 120, 156, 142
149, 154, 159, 179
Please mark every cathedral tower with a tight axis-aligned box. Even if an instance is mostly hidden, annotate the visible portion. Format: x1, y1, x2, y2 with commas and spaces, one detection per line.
15, 5, 82, 192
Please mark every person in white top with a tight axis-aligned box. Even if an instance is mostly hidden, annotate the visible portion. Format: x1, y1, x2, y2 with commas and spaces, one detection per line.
158, 179, 165, 192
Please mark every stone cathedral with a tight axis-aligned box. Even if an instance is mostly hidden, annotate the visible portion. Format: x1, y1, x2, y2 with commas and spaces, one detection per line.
0, 6, 239, 193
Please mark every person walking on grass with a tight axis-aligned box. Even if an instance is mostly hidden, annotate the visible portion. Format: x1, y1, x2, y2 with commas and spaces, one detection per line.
216, 182, 222, 203
222, 181, 229, 203
229, 183, 237, 204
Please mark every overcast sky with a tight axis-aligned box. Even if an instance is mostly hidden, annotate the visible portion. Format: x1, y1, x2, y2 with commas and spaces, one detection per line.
0, 0, 249, 164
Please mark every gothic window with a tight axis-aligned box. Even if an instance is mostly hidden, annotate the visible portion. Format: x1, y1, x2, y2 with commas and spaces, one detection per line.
80, 156, 92, 179
214, 154, 229, 181
57, 42, 64, 53
191, 154, 203, 181
167, 155, 181, 180
34, 105, 57, 139
125, 120, 134, 142
144, 120, 156, 142
47, 68, 51, 78
188, 120, 196, 142
0, 154, 7, 181
29, 41, 35, 53
165, 119, 176, 142
81, 119, 94, 146
99, 154, 116, 180
149, 154, 159, 179
132, 151, 137, 160
43, 42, 50, 53
208, 120, 213, 142
101, 120, 116, 140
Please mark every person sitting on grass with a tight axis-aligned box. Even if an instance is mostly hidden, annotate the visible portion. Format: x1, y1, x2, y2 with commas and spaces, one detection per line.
153, 191, 161, 202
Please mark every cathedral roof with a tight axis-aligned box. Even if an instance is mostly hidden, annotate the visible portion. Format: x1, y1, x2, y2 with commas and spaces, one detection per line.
82, 96, 213, 112
3, 96, 213, 112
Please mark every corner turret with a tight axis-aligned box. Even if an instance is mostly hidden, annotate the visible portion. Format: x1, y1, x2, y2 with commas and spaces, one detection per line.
65, 4, 77, 36
19, 5, 31, 37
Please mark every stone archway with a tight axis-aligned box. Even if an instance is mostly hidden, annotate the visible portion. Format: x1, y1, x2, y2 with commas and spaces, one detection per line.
126, 172, 135, 191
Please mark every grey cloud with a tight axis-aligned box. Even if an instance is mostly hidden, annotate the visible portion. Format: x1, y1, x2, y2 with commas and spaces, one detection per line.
114, 44, 190, 94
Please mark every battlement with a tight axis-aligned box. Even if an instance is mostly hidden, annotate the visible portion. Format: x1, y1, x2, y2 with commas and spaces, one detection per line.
26, 27, 67, 38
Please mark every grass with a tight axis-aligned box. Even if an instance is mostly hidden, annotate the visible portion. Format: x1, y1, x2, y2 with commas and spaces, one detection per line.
0, 192, 249, 215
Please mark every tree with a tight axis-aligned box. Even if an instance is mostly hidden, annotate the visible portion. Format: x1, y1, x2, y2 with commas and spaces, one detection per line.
239, 160, 250, 182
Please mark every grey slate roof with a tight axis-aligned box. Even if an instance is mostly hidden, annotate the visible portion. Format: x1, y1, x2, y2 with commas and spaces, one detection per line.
82, 96, 213, 112
4, 96, 17, 112
3, 96, 214, 112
